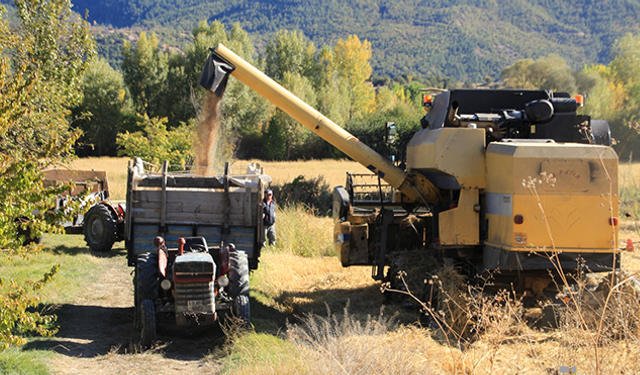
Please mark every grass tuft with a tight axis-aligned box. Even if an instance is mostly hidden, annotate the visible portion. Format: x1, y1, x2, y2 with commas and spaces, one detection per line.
0, 347, 52, 375
287, 307, 434, 375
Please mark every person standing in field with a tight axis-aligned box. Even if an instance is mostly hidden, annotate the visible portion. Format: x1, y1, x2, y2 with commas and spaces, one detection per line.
263, 189, 277, 246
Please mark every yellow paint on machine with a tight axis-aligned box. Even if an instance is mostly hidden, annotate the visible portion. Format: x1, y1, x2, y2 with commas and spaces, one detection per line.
407, 127, 486, 245
486, 194, 619, 252
406, 127, 486, 189
439, 189, 480, 245
485, 141, 619, 253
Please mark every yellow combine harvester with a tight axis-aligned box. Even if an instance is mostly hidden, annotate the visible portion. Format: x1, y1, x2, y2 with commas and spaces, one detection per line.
199, 44, 620, 303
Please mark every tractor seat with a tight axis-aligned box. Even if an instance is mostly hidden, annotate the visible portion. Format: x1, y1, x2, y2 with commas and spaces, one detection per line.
182, 236, 209, 253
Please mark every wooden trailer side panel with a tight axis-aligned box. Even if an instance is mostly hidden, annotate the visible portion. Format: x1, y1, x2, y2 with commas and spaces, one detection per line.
130, 189, 258, 227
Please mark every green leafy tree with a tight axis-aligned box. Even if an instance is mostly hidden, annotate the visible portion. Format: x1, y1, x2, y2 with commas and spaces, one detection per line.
315, 45, 350, 127
501, 54, 578, 93
265, 30, 318, 84
600, 34, 640, 158
116, 116, 194, 170
264, 71, 317, 160
0, 0, 95, 347
121, 32, 169, 120
610, 34, 640, 87
72, 58, 130, 156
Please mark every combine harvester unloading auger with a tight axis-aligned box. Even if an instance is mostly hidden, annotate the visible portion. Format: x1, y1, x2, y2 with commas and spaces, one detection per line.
200, 44, 638, 323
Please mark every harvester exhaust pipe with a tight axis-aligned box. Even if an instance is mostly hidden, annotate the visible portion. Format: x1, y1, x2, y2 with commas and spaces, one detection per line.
199, 44, 441, 204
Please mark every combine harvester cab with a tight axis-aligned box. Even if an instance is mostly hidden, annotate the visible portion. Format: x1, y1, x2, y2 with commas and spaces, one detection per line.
199, 44, 622, 306
126, 158, 269, 346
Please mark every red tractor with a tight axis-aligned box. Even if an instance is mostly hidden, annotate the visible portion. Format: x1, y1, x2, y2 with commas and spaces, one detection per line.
136, 236, 250, 346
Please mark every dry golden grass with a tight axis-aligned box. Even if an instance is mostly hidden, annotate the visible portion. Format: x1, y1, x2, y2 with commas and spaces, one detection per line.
253, 252, 382, 318
284, 318, 640, 374
232, 159, 371, 189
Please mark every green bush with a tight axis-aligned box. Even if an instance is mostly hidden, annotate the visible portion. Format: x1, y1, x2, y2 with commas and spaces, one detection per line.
271, 175, 333, 217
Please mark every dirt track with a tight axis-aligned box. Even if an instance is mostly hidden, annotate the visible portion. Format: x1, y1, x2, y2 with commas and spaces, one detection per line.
27, 246, 223, 375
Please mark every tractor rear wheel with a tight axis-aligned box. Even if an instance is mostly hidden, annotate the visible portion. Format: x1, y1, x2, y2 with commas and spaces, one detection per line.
228, 249, 250, 328
140, 299, 156, 347
136, 252, 159, 303
83, 204, 117, 252
134, 252, 158, 329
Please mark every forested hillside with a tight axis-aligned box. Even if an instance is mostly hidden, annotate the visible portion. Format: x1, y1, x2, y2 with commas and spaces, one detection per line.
42, 0, 640, 80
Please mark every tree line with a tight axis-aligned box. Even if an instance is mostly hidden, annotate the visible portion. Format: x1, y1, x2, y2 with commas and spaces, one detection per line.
75, 22, 432, 166
75, 22, 640, 165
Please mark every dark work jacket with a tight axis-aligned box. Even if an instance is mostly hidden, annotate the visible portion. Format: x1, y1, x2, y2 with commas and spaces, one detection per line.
263, 200, 276, 226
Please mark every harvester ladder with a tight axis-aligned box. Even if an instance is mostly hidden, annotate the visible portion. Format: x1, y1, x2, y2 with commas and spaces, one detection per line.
372, 209, 394, 280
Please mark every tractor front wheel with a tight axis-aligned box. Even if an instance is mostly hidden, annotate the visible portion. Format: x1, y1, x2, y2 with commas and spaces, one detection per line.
233, 295, 251, 329
140, 299, 156, 347
228, 249, 250, 329
83, 204, 117, 252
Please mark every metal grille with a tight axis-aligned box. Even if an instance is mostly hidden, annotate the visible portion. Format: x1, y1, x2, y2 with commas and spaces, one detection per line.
174, 281, 215, 314
347, 173, 394, 205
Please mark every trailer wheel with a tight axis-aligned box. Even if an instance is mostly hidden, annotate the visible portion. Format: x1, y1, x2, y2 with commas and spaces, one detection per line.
140, 299, 156, 348
228, 249, 250, 328
83, 204, 117, 252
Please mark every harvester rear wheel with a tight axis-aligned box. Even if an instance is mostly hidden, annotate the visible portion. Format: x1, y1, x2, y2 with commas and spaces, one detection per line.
140, 299, 156, 348
83, 204, 117, 252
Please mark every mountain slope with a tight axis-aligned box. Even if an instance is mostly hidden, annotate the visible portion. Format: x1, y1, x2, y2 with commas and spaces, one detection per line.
6, 0, 640, 80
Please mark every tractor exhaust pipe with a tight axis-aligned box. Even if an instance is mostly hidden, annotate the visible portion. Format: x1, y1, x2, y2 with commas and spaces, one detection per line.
199, 44, 441, 204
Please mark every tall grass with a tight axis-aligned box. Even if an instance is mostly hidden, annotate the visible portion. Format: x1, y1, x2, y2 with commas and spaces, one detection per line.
0, 347, 51, 375
287, 308, 434, 375
210, 333, 307, 375
266, 204, 334, 257
620, 162, 640, 220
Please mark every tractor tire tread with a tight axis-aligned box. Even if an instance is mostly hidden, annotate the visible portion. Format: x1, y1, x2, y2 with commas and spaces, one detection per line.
140, 299, 156, 348
136, 252, 159, 303
228, 250, 250, 297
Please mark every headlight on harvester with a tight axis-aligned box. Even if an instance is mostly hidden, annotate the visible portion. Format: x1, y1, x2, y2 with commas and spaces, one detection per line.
217, 275, 229, 287
160, 279, 172, 290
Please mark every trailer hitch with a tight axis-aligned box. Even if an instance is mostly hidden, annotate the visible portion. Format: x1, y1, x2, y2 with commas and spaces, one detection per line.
199, 48, 235, 97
